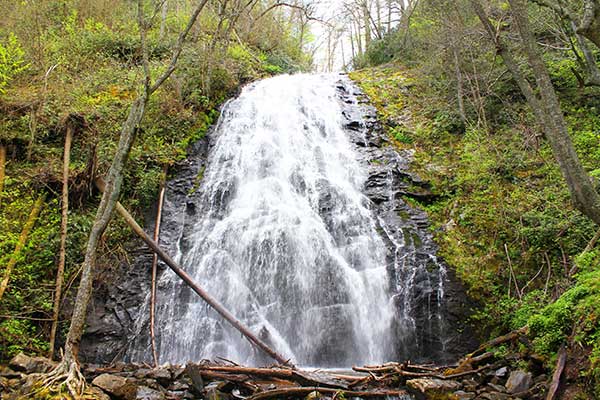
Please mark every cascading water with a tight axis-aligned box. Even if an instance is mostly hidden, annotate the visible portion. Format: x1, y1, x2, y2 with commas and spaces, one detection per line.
126, 73, 475, 368
151, 74, 393, 366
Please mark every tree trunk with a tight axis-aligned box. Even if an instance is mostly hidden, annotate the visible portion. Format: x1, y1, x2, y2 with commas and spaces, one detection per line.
150, 166, 167, 367
49, 125, 73, 360
577, 0, 600, 49
471, 0, 600, 226
160, 0, 169, 40
572, 21, 600, 85
453, 47, 467, 125
0, 194, 45, 301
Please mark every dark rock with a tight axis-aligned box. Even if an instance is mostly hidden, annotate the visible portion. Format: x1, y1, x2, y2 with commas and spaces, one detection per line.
92, 373, 137, 399
0, 367, 23, 379
8, 353, 55, 373
505, 370, 532, 394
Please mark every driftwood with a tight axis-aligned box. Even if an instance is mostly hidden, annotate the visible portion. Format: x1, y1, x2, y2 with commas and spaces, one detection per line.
94, 178, 290, 366
546, 346, 567, 400
147, 326, 545, 399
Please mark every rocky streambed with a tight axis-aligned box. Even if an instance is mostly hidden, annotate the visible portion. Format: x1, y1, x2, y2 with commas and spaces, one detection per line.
2, 340, 551, 400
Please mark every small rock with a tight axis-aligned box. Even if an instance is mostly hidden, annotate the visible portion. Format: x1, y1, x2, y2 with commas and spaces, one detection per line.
505, 370, 532, 394
136, 386, 165, 400
453, 390, 476, 400
478, 392, 509, 400
406, 378, 460, 394
9, 353, 55, 373
92, 373, 137, 399
462, 378, 479, 392
494, 367, 508, 377
487, 383, 506, 392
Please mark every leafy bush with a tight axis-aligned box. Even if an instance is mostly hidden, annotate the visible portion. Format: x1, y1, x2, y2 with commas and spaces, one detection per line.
0, 32, 28, 94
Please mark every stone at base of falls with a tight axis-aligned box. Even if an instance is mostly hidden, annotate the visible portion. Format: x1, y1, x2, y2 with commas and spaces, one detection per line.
9, 352, 55, 373
406, 378, 460, 394
505, 370, 532, 394
92, 373, 138, 399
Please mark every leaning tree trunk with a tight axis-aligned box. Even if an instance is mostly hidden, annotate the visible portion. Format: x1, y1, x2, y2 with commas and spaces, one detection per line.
578, 0, 600, 49
49, 125, 73, 360
471, 0, 600, 226
0, 194, 45, 301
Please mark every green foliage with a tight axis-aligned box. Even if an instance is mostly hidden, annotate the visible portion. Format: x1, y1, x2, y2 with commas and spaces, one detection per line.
0, 32, 28, 94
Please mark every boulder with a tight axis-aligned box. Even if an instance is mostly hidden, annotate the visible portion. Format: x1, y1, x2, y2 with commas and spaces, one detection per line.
92, 373, 137, 399
9, 353, 55, 373
406, 378, 460, 395
505, 370, 532, 394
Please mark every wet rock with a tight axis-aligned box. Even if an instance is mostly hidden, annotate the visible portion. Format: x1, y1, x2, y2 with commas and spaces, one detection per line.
136, 385, 165, 400
478, 392, 510, 400
92, 373, 137, 399
406, 378, 460, 395
8, 353, 55, 373
454, 391, 476, 400
505, 370, 532, 394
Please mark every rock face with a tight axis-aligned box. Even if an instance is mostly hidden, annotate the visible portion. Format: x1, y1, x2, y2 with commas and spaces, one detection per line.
336, 77, 478, 362
77, 136, 211, 364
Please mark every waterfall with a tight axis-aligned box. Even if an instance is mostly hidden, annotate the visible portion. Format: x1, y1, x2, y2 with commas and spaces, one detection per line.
126, 73, 468, 368
151, 74, 395, 366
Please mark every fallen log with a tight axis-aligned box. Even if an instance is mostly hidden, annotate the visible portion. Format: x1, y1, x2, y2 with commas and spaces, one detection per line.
190, 365, 350, 389
95, 178, 290, 366
470, 326, 528, 357
246, 386, 408, 400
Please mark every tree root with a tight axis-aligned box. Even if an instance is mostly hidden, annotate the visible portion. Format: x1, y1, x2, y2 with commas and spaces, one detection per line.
36, 357, 87, 399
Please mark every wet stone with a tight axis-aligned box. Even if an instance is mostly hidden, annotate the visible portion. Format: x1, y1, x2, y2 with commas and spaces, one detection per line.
505, 370, 532, 394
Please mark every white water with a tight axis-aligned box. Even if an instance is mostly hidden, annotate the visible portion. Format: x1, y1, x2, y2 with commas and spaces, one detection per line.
153, 74, 395, 366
